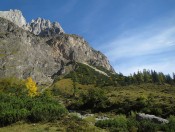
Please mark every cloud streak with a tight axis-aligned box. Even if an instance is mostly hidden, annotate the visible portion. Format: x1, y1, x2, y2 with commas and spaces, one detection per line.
101, 26, 175, 59
95, 16, 175, 75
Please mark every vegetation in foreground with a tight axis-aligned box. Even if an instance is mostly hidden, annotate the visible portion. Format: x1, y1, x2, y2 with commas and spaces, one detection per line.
0, 78, 67, 127
0, 64, 175, 131
0, 77, 102, 132
95, 114, 175, 132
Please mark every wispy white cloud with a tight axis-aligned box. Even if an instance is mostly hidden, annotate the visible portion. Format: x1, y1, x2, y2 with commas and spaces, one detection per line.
95, 16, 175, 75
101, 26, 175, 60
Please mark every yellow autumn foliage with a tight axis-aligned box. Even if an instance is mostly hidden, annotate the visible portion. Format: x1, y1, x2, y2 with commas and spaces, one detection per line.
25, 77, 38, 97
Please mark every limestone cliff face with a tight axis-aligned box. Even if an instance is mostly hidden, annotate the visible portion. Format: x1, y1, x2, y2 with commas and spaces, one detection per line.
47, 34, 114, 72
0, 18, 60, 84
0, 9, 115, 85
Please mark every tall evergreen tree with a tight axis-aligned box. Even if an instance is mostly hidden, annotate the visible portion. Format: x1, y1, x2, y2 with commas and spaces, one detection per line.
165, 74, 173, 85
132, 72, 138, 84
158, 72, 165, 84
136, 71, 144, 84
173, 73, 175, 83
151, 70, 160, 83
143, 69, 150, 83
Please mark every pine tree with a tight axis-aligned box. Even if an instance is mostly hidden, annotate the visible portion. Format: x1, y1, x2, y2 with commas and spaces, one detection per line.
151, 70, 160, 83
132, 72, 138, 84
117, 73, 125, 85
125, 75, 132, 85
143, 69, 150, 83
25, 77, 38, 97
173, 73, 175, 83
165, 74, 173, 85
158, 72, 165, 84
136, 71, 144, 84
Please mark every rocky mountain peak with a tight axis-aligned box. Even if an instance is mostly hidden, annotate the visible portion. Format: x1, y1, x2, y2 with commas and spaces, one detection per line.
0, 9, 64, 36
29, 17, 64, 36
0, 9, 27, 27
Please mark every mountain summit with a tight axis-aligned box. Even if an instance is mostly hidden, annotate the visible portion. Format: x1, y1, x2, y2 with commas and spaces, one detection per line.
0, 9, 27, 27
28, 17, 64, 36
0, 9, 64, 36
0, 9, 115, 85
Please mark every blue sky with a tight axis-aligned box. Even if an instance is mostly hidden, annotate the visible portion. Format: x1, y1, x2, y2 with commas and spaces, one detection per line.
0, 0, 175, 75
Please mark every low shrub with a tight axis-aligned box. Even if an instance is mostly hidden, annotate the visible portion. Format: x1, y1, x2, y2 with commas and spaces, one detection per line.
163, 115, 175, 131
0, 78, 27, 96
28, 96, 68, 122
127, 117, 138, 132
95, 115, 175, 132
71, 88, 110, 112
0, 92, 68, 126
95, 115, 128, 131
138, 120, 161, 132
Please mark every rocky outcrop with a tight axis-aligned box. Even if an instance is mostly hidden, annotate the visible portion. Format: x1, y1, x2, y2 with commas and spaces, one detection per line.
0, 9, 115, 85
0, 9, 64, 36
136, 113, 169, 124
0, 9, 27, 28
28, 18, 64, 36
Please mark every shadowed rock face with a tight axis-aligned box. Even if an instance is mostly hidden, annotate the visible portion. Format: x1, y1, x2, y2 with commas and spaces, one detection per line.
0, 9, 115, 85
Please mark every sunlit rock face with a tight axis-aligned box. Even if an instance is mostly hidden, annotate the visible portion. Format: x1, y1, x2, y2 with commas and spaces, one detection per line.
28, 17, 64, 36
0, 9, 27, 28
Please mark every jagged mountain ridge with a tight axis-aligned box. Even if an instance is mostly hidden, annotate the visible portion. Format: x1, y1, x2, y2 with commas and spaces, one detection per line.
0, 9, 115, 85
0, 9, 64, 36
29, 17, 64, 36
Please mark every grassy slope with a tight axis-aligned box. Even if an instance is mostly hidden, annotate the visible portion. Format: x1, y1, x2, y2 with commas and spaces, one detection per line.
0, 122, 59, 132
51, 78, 95, 95
0, 117, 105, 132
53, 78, 94, 90
52, 78, 175, 105
106, 83, 175, 103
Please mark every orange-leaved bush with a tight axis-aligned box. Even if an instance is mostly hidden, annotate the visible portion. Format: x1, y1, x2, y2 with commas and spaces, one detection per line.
25, 77, 38, 97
